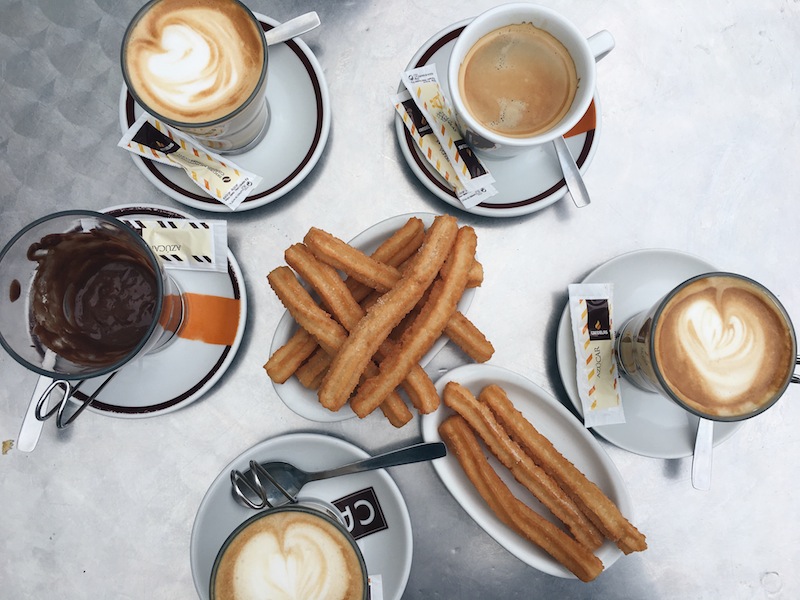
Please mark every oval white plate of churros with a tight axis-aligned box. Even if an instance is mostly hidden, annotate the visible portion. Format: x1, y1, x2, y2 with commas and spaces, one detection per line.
421, 364, 638, 580
270, 213, 476, 422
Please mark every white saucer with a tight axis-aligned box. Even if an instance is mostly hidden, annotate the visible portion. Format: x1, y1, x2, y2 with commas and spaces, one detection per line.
72, 204, 247, 417
421, 364, 632, 578
118, 14, 331, 212
555, 249, 743, 459
395, 19, 601, 218
271, 213, 475, 422
190, 433, 413, 600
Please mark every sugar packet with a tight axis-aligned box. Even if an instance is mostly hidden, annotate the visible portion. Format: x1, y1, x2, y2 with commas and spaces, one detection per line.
391, 90, 492, 208
568, 283, 625, 427
118, 113, 262, 211
400, 65, 496, 197
124, 218, 228, 274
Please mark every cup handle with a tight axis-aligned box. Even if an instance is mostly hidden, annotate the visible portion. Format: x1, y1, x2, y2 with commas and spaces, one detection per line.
588, 30, 615, 62
792, 355, 800, 384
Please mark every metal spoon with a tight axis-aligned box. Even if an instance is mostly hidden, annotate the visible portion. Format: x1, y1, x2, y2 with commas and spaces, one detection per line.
264, 11, 320, 46
232, 441, 446, 509
553, 135, 591, 207
691, 417, 714, 490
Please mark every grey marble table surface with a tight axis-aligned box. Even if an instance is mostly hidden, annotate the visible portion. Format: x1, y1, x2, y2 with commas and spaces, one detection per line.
1, 1, 799, 598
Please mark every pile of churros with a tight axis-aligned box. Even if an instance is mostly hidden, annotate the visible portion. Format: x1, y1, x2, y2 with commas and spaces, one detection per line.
264, 215, 494, 427
439, 381, 647, 582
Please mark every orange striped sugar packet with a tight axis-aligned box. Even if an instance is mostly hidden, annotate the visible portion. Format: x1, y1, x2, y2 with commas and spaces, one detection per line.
391, 90, 493, 209
568, 283, 625, 428
118, 113, 261, 211
400, 65, 496, 196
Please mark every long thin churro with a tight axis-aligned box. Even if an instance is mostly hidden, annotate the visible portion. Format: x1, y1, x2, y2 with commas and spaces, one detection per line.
439, 415, 605, 582
267, 266, 412, 426
350, 226, 477, 416
442, 381, 604, 550
479, 384, 647, 554
317, 215, 459, 410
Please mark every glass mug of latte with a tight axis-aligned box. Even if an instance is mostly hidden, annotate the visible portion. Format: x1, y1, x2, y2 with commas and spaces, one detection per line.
0, 211, 183, 425
447, 3, 615, 156
616, 272, 799, 421
210, 502, 368, 600
121, 0, 269, 154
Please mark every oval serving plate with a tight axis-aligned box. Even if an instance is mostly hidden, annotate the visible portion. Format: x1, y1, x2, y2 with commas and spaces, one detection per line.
271, 213, 475, 422
421, 364, 633, 578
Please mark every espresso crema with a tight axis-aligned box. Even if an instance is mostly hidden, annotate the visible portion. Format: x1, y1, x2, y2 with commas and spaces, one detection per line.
212, 510, 365, 600
123, 0, 265, 123
654, 275, 794, 418
458, 22, 577, 138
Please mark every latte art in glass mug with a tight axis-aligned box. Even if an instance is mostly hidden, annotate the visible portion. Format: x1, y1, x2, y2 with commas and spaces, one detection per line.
210, 504, 368, 600
122, 0, 269, 153
616, 273, 798, 421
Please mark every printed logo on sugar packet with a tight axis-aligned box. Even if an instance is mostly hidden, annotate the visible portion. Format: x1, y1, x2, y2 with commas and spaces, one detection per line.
333, 487, 388, 540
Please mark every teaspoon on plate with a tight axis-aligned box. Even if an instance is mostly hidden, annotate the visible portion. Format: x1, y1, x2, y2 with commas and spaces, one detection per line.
232, 441, 446, 509
264, 11, 320, 46
553, 135, 591, 208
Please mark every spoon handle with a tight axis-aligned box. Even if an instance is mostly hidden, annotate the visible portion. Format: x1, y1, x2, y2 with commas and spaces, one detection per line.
691, 418, 714, 491
553, 136, 591, 208
264, 11, 320, 46
309, 441, 446, 481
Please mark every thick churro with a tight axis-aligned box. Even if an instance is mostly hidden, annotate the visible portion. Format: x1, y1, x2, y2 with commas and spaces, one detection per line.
317, 215, 459, 410
267, 217, 427, 383
305, 224, 492, 364
442, 381, 604, 550
285, 242, 439, 414
439, 415, 605, 582
350, 226, 477, 417
267, 266, 412, 426
479, 384, 647, 554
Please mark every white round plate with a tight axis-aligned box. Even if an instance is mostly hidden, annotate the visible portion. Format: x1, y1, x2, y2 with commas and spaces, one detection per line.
190, 433, 413, 600
72, 204, 247, 417
271, 212, 476, 422
395, 19, 601, 218
555, 248, 743, 458
118, 14, 331, 212
421, 364, 632, 578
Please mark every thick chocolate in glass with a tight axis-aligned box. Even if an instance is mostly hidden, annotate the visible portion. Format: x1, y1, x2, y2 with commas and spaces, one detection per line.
27, 227, 158, 367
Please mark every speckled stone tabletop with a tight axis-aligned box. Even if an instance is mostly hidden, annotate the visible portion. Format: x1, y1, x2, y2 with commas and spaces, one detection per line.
1, 1, 799, 598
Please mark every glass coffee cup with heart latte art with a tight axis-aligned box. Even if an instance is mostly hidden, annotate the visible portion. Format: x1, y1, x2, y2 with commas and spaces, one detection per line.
210, 503, 368, 600
616, 273, 798, 421
121, 0, 269, 153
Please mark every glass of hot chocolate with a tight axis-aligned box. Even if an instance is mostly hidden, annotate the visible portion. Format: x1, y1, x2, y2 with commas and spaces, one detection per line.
615, 272, 798, 421
0, 211, 183, 422
210, 501, 369, 600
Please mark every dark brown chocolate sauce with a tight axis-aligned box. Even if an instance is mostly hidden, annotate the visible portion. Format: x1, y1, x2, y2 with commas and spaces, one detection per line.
28, 227, 158, 367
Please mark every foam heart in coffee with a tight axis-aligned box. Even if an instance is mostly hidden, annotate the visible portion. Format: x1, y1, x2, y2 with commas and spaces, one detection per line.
654, 275, 794, 418
211, 508, 366, 600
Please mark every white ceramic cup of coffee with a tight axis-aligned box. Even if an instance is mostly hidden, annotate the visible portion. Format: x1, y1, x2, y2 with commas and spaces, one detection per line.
447, 3, 614, 157
121, 0, 269, 154
209, 501, 369, 600
615, 272, 799, 422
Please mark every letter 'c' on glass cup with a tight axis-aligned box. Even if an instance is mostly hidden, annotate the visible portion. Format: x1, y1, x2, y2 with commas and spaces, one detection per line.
0, 211, 184, 422
121, 0, 270, 154
615, 272, 799, 422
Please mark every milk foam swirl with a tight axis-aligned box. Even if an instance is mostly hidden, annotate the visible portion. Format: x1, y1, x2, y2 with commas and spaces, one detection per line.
232, 525, 351, 600
124, 0, 264, 123
676, 299, 763, 399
